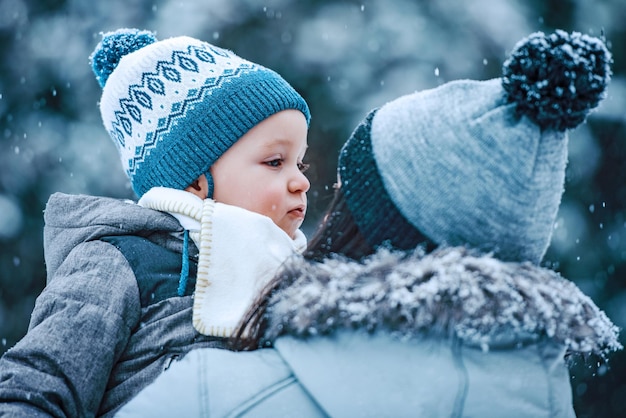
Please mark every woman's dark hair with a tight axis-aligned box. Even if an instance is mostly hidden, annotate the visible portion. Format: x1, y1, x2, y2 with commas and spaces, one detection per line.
303, 187, 376, 262
230, 187, 373, 350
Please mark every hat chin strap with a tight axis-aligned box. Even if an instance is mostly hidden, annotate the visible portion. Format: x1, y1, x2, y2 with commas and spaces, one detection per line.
205, 171, 215, 199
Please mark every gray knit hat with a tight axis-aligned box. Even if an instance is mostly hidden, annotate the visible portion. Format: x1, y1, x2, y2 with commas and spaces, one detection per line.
339, 30, 611, 264
90, 28, 310, 198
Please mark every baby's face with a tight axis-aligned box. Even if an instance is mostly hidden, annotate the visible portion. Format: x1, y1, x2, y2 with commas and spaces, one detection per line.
210, 109, 309, 239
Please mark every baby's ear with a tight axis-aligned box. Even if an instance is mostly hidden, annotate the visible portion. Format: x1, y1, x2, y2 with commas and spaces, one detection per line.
185, 174, 209, 199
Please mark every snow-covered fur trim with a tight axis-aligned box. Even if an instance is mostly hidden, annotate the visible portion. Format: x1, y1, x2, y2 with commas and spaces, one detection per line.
265, 247, 622, 356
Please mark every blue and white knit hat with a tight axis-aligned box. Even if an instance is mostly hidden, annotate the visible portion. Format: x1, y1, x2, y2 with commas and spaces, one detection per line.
339, 30, 611, 264
90, 28, 310, 198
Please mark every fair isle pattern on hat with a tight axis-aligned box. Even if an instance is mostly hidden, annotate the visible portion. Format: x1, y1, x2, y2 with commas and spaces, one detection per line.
109, 44, 252, 177
92, 29, 310, 198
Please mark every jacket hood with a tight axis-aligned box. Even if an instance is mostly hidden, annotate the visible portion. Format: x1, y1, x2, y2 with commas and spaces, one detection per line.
43, 192, 183, 283
265, 247, 622, 356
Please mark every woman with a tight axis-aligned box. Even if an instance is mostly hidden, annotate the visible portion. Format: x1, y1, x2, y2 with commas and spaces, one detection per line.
117, 30, 621, 418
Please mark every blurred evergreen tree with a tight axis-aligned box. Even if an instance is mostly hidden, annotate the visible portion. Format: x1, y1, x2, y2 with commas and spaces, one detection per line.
0, 0, 624, 416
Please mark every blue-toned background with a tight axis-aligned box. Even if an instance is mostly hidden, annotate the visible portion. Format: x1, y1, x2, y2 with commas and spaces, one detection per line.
1, 1, 624, 416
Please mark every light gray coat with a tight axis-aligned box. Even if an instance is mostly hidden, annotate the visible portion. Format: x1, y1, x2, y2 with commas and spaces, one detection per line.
118, 247, 622, 417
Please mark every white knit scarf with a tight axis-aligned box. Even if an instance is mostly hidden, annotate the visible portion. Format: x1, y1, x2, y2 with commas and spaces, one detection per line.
139, 187, 307, 337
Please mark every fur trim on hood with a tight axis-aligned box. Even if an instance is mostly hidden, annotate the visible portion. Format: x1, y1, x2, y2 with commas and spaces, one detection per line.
264, 247, 622, 356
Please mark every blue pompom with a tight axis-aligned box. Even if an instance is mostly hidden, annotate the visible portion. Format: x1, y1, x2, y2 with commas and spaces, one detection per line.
502, 30, 612, 131
90, 28, 158, 88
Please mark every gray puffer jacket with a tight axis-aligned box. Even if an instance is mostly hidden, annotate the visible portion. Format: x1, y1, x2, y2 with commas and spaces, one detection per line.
0, 193, 226, 417
117, 247, 622, 417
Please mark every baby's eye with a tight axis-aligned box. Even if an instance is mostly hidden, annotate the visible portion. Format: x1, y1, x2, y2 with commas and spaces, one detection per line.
298, 162, 310, 173
265, 158, 283, 168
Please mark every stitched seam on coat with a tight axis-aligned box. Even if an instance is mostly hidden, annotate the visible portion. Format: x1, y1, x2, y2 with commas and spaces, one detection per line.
224, 376, 298, 417
451, 337, 469, 418
538, 342, 556, 417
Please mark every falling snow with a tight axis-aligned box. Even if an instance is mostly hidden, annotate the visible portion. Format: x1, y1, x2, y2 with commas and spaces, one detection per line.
0, 1, 625, 416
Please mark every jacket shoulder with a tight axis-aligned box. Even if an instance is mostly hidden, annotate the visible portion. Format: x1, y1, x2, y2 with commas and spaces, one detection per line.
274, 332, 576, 417
101, 235, 197, 307
114, 347, 326, 417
